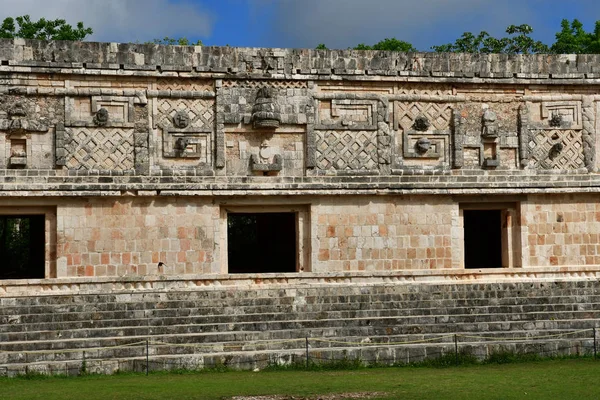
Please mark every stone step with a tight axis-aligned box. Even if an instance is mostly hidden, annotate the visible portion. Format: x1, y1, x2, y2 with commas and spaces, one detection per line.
1, 315, 598, 354
2, 287, 599, 313
2, 297, 600, 327
3, 288, 600, 307
2, 305, 600, 340
0, 336, 594, 376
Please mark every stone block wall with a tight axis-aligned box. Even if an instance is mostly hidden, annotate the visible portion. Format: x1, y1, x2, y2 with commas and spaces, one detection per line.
522, 194, 600, 267
56, 198, 219, 277
0, 39, 600, 279
312, 196, 455, 272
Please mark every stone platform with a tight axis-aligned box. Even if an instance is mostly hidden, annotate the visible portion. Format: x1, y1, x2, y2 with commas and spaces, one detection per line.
0, 272, 598, 375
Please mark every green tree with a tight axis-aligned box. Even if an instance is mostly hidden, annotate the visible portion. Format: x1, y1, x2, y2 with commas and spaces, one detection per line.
432, 24, 548, 54
151, 36, 203, 46
354, 37, 416, 52
550, 19, 600, 54
0, 15, 92, 41
315, 43, 328, 50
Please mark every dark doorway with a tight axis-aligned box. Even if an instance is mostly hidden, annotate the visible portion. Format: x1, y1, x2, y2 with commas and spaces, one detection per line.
0, 215, 45, 279
227, 212, 297, 273
464, 210, 502, 269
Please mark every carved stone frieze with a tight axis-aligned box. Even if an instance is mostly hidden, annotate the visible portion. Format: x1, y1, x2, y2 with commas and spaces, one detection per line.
0, 102, 49, 133
65, 128, 135, 171
154, 98, 214, 130
251, 87, 280, 129
522, 100, 588, 171
66, 96, 136, 128
316, 99, 378, 131
315, 130, 378, 170
528, 129, 584, 170
251, 140, 282, 172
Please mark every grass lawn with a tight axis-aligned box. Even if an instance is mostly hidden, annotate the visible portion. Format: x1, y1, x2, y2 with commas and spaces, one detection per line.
1, 359, 599, 400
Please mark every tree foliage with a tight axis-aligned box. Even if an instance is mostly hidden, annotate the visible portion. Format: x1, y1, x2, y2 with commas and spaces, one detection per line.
151, 37, 203, 46
432, 24, 548, 54
0, 15, 92, 41
551, 19, 600, 54
354, 38, 416, 52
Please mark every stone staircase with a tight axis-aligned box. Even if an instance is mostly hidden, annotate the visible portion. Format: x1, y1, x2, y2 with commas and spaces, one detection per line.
0, 280, 599, 375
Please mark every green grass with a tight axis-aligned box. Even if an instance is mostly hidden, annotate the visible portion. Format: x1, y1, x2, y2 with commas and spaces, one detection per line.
1, 359, 600, 400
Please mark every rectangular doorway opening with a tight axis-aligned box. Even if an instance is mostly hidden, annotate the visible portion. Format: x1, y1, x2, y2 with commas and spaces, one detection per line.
463, 209, 502, 269
227, 212, 297, 274
0, 215, 45, 279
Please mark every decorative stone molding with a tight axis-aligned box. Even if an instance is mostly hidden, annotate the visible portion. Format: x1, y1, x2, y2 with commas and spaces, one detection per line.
251, 140, 282, 172
518, 104, 530, 168
452, 109, 466, 169
582, 97, 595, 172
66, 96, 136, 128
0, 102, 49, 133
251, 87, 280, 129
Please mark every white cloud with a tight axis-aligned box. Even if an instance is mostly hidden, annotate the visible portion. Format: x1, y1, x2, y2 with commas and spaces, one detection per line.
261, 0, 545, 50
0, 0, 214, 43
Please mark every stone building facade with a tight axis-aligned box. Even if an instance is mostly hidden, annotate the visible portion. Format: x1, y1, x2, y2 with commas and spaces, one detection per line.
0, 39, 599, 287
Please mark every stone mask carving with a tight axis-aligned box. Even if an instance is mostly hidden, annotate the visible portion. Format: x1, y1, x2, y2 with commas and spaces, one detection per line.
94, 108, 109, 126
415, 137, 431, 154
549, 113, 563, 127
481, 110, 498, 138
173, 110, 190, 129
549, 142, 564, 160
251, 87, 281, 129
413, 115, 431, 132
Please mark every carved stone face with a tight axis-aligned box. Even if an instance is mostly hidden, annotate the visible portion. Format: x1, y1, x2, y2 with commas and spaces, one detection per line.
413, 116, 430, 132
94, 108, 109, 126
481, 110, 498, 138
549, 142, 564, 160
549, 113, 563, 127
415, 137, 431, 154
173, 110, 190, 129
9, 102, 26, 118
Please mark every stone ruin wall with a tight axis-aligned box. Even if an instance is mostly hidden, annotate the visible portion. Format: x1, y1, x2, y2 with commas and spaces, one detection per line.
1, 39, 600, 280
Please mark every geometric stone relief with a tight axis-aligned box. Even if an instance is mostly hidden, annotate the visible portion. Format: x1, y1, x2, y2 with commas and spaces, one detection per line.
527, 129, 584, 170
156, 78, 213, 92
65, 96, 135, 128
395, 102, 453, 131
523, 101, 588, 170
315, 130, 378, 170
65, 128, 134, 171
396, 84, 453, 96
316, 99, 378, 130
403, 128, 450, 162
221, 80, 308, 89
537, 101, 582, 129
452, 105, 520, 169
396, 103, 453, 169
155, 99, 214, 162
162, 127, 211, 163
154, 98, 214, 130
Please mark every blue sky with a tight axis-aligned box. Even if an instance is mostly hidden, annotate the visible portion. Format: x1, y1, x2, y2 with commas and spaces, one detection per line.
1, 0, 600, 51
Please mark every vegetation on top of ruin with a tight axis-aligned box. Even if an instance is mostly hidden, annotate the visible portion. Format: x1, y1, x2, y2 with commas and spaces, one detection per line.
2, 14, 600, 55
318, 19, 600, 54
0, 15, 92, 41
149, 37, 203, 46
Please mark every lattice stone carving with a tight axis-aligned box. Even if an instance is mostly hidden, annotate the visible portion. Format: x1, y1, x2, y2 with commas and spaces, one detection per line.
317, 99, 377, 130
528, 129, 584, 170
66, 128, 134, 170
154, 99, 214, 129
315, 130, 378, 170
221, 80, 308, 89
396, 84, 452, 96
156, 79, 213, 92
396, 102, 453, 131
